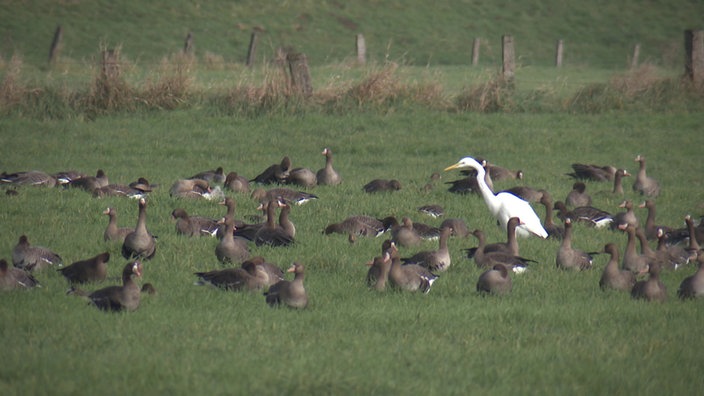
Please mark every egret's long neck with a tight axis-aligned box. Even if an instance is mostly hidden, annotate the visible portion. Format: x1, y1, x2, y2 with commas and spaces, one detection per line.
475, 167, 500, 217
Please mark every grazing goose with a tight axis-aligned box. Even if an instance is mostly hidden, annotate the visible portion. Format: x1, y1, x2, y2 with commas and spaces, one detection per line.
58, 252, 110, 284
501, 186, 546, 203
599, 243, 636, 292
539, 193, 564, 240
12, 235, 62, 271
640, 200, 673, 241
103, 207, 134, 243
631, 261, 667, 302
565, 182, 592, 208
215, 217, 250, 264
388, 254, 438, 293
677, 251, 704, 299
251, 187, 318, 206
68, 169, 108, 192
0, 258, 40, 291
169, 178, 211, 199
194, 260, 268, 292
254, 200, 294, 247
363, 179, 402, 193
611, 169, 631, 194
189, 166, 225, 184
78, 261, 143, 312
556, 218, 594, 271
171, 208, 219, 237
554, 201, 613, 228
610, 200, 639, 231
391, 217, 423, 247
1, 170, 57, 188
418, 204, 445, 218
316, 147, 342, 186
224, 172, 250, 193
324, 215, 392, 237
402, 227, 452, 272
439, 218, 470, 238
568, 163, 617, 182
632, 155, 660, 197
445, 157, 547, 238
121, 198, 157, 260
621, 224, 649, 274
287, 166, 317, 188
264, 262, 308, 309
470, 229, 533, 273
251, 156, 291, 185
476, 263, 512, 295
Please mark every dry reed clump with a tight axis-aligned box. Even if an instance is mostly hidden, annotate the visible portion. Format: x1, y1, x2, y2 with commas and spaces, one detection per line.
216, 64, 294, 115
139, 52, 195, 110
202, 51, 226, 71
83, 46, 133, 114
0, 54, 26, 110
455, 74, 515, 113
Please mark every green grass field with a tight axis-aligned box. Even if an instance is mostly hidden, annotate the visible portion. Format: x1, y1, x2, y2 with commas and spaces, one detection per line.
2, 1, 704, 395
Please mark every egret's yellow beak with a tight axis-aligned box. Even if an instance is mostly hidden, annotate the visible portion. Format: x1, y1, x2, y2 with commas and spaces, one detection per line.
444, 162, 463, 172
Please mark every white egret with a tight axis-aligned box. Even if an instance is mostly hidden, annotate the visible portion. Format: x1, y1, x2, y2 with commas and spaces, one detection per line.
445, 157, 548, 238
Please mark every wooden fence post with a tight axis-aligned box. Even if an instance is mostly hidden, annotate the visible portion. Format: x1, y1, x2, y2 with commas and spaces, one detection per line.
555, 39, 564, 67
287, 52, 313, 97
356, 34, 366, 65
631, 44, 640, 68
502, 35, 515, 84
48, 25, 63, 64
684, 29, 704, 85
471, 38, 480, 66
183, 32, 194, 55
246, 31, 258, 67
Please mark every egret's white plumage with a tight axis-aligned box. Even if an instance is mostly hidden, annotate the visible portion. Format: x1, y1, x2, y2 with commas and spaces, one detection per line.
445, 157, 548, 238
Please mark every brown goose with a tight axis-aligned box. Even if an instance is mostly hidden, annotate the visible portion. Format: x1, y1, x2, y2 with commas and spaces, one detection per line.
555, 218, 594, 271
539, 193, 564, 240
58, 252, 110, 284
254, 201, 294, 247
476, 263, 512, 295
251, 187, 318, 206
439, 218, 470, 238
189, 166, 225, 184
68, 169, 108, 192
121, 198, 157, 260
684, 215, 701, 259
611, 169, 631, 194
554, 201, 613, 228
484, 161, 523, 181
194, 259, 268, 292
656, 228, 690, 270
568, 163, 617, 182
677, 251, 704, 299
169, 178, 211, 199
367, 240, 396, 288
631, 261, 667, 302
92, 182, 150, 199
324, 215, 391, 237
1, 170, 57, 188
640, 200, 673, 241
370, 252, 393, 292
224, 171, 250, 193
418, 204, 445, 218
621, 224, 649, 274
599, 243, 636, 292
0, 258, 39, 290
402, 227, 452, 272
485, 217, 521, 256
103, 207, 134, 243
171, 208, 219, 237
287, 167, 317, 188
447, 168, 494, 195
470, 229, 532, 273
388, 254, 438, 293
316, 147, 342, 186
565, 182, 592, 208
610, 200, 639, 231
141, 283, 157, 295
251, 156, 291, 185
215, 217, 250, 264
264, 262, 308, 308
632, 155, 660, 197
12, 235, 63, 271
278, 202, 295, 239
391, 217, 422, 247
84, 261, 142, 312
363, 179, 402, 193
500, 186, 546, 203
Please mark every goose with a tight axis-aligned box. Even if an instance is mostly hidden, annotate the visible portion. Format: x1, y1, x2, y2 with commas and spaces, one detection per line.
121, 198, 157, 260
611, 169, 631, 194
632, 155, 660, 197
684, 215, 702, 259
52, 170, 87, 185
501, 186, 546, 203
401, 227, 452, 272
278, 202, 295, 239
188, 166, 225, 184
610, 200, 639, 231
656, 228, 690, 270
391, 217, 423, 247
253, 200, 294, 247
555, 218, 594, 271
76, 261, 143, 312
367, 240, 396, 287
215, 217, 250, 264
264, 262, 308, 309
476, 263, 512, 295
631, 261, 667, 302
169, 178, 211, 199
0, 258, 40, 290
466, 217, 522, 258
68, 169, 108, 192
1, 170, 57, 188
316, 147, 342, 186
12, 235, 62, 271
485, 161, 523, 181
324, 215, 392, 237
439, 218, 470, 238
567, 163, 617, 182
470, 229, 533, 273
445, 156, 547, 238
554, 201, 613, 228
370, 252, 393, 292
286, 166, 317, 188
141, 283, 157, 295
58, 252, 110, 284
677, 251, 704, 299
251, 156, 291, 185
103, 207, 134, 243
418, 204, 445, 218
640, 200, 673, 241
250, 187, 318, 206
446, 166, 494, 195
194, 260, 269, 292
565, 182, 592, 208
363, 179, 402, 193
621, 224, 649, 274
171, 208, 219, 237
539, 193, 564, 239
224, 171, 250, 193
599, 243, 636, 292
92, 182, 150, 199
388, 253, 438, 293
421, 172, 441, 192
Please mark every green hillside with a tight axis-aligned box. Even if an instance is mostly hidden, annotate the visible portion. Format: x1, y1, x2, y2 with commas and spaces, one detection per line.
2, 0, 703, 68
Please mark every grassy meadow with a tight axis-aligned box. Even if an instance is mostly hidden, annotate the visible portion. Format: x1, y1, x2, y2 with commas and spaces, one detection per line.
2, 1, 704, 395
